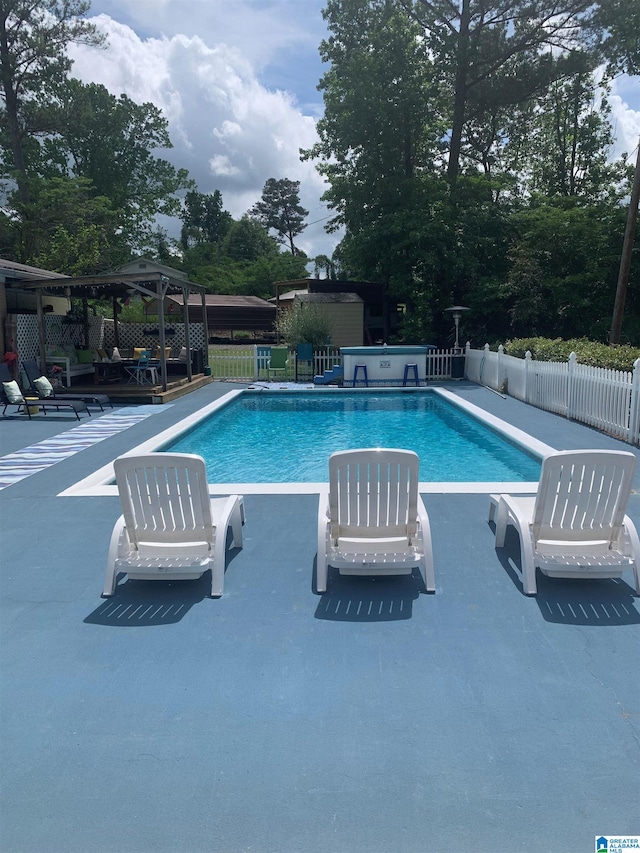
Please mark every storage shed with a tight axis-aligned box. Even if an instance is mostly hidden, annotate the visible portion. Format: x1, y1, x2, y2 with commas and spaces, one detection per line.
294, 292, 364, 347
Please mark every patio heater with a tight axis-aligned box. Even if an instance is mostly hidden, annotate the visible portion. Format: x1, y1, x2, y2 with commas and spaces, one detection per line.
444, 305, 469, 379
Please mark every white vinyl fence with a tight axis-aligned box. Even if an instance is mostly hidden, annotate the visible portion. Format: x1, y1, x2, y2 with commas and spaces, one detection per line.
426, 348, 456, 380
209, 345, 457, 383
465, 344, 640, 445
209, 346, 344, 382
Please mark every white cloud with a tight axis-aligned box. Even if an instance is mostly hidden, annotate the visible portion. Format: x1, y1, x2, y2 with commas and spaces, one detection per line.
69, 12, 339, 261
87, 0, 323, 75
609, 78, 640, 163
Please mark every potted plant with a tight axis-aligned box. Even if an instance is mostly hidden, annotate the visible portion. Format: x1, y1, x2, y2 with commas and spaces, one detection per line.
48, 364, 64, 388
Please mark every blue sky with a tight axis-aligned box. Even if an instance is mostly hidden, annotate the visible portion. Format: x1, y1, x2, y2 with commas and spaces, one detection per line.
71, 1, 640, 261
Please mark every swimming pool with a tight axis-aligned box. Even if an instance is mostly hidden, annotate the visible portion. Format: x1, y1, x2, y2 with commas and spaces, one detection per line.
164, 390, 543, 483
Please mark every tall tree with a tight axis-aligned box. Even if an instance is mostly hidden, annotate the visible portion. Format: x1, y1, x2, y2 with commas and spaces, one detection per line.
180, 223, 308, 300
590, 0, 640, 77
507, 71, 624, 201
399, 0, 598, 186
24, 176, 126, 274
313, 254, 338, 280
222, 214, 279, 263
303, 0, 445, 337
46, 79, 191, 250
502, 198, 637, 341
0, 0, 104, 208
250, 178, 308, 254
180, 189, 232, 250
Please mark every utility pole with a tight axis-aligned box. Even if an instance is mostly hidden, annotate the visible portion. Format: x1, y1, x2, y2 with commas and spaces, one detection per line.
610, 137, 640, 345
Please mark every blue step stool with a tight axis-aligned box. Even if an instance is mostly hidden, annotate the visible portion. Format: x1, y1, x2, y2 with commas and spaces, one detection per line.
353, 364, 369, 387
403, 363, 419, 386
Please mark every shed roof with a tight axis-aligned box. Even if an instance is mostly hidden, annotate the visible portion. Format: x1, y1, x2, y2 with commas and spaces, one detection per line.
269, 289, 308, 303
295, 292, 363, 304
166, 294, 275, 310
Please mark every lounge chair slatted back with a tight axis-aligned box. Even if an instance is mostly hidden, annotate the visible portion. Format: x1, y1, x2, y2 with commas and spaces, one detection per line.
317, 448, 434, 594
329, 452, 417, 540
117, 455, 213, 548
489, 449, 640, 595
533, 454, 634, 550
104, 453, 245, 598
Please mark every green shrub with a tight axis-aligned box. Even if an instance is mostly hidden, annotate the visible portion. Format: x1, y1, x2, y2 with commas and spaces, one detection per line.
275, 304, 333, 348
503, 337, 640, 371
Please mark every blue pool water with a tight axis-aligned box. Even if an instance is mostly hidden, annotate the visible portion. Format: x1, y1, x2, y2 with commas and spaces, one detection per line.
165, 392, 542, 483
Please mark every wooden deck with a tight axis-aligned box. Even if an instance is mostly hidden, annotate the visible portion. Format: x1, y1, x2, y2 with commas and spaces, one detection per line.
64, 373, 214, 404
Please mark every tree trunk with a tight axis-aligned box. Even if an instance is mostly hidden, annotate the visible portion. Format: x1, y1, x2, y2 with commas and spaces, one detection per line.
447, 0, 471, 187
610, 139, 640, 344
0, 13, 29, 207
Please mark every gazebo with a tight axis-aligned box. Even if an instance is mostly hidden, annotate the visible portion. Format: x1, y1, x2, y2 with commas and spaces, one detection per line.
18, 270, 209, 393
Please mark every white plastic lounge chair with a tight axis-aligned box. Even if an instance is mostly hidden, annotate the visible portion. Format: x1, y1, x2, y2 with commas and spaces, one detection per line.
103, 453, 245, 598
488, 449, 640, 595
317, 448, 434, 593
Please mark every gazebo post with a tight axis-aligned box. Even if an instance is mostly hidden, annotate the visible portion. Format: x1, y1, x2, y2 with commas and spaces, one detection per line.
36, 291, 47, 374
182, 286, 192, 381
112, 295, 120, 348
82, 297, 89, 348
157, 276, 168, 393
201, 288, 209, 373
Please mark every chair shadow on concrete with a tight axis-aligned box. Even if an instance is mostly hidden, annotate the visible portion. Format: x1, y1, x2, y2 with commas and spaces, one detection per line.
313, 558, 422, 622
493, 524, 640, 626
85, 546, 242, 627
84, 575, 209, 626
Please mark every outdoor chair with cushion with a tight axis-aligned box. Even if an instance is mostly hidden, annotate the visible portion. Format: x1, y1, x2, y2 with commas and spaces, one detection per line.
0, 363, 88, 420
488, 449, 640, 595
22, 360, 112, 411
317, 448, 435, 594
103, 453, 245, 598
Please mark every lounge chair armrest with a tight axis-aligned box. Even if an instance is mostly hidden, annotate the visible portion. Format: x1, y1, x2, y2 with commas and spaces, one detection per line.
416, 495, 435, 592
316, 487, 330, 593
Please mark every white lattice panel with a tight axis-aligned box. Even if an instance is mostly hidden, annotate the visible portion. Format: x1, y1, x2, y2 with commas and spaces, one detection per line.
12, 314, 105, 367
103, 322, 204, 354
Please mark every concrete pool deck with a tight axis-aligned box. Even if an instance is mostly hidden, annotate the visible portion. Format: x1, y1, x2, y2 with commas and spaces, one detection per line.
1, 380, 638, 853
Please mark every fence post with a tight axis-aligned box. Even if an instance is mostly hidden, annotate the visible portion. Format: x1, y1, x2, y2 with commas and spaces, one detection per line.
567, 351, 577, 420
253, 344, 259, 381
524, 351, 531, 403
629, 358, 640, 444
497, 344, 504, 392
479, 343, 488, 386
